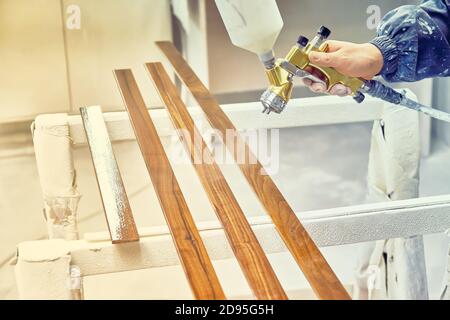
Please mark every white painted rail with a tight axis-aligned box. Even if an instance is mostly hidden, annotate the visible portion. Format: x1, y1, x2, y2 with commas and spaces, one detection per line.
67, 96, 383, 145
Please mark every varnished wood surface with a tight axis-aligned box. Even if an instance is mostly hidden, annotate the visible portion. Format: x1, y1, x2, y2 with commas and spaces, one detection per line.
114, 69, 226, 300
156, 41, 351, 300
146, 62, 287, 300
80, 106, 139, 244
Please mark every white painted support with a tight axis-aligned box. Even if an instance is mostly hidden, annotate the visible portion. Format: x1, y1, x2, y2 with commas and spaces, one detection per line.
83, 194, 450, 249
358, 90, 428, 300
391, 79, 434, 157
32, 114, 80, 240
14, 194, 450, 299
66, 96, 384, 145
14, 240, 74, 300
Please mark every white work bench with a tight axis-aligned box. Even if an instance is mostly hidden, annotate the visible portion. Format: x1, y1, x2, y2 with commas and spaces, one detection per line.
14, 94, 450, 300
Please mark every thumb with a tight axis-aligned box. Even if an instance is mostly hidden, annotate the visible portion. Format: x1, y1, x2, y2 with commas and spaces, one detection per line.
309, 51, 343, 68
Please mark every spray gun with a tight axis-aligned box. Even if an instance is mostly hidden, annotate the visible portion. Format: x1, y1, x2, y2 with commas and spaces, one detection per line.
259, 25, 450, 123
216, 0, 450, 123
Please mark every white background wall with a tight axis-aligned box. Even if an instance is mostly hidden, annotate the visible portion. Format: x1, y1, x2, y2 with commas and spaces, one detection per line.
0, 0, 172, 123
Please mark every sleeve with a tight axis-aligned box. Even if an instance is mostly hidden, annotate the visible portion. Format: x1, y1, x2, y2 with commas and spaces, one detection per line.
369, 0, 450, 82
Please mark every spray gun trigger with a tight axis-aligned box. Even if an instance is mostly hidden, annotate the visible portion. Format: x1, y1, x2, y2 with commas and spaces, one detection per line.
302, 74, 327, 87
279, 60, 327, 87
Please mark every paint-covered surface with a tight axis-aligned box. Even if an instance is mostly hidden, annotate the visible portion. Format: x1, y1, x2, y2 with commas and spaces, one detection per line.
32, 113, 80, 240
80, 106, 139, 243
363, 100, 427, 299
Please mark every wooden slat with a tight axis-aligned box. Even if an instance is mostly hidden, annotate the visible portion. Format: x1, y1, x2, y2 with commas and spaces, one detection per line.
146, 62, 287, 300
114, 69, 226, 300
80, 106, 139, 244
156, 41, 351, 300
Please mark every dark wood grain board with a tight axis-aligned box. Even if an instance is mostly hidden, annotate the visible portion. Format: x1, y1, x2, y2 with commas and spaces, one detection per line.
80, 106, 139, 244
156, 41, 351, 300
114, 69, 226, 300
146, 62, 287, 300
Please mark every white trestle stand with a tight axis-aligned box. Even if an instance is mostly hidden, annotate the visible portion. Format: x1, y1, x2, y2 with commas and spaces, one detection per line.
16, 93, 450, 300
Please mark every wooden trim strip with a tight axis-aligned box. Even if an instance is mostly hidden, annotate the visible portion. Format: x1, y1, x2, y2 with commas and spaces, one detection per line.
80, 106, 139, 244
156, 41, 351, 300
146, 62, 287, 300
114, 69, 226, 300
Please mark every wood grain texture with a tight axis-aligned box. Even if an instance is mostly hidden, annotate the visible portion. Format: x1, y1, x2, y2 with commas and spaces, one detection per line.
114, 69, 225, 300
156, 41, 351, 300
80, 106, 139, 244
146, 62, 287, 300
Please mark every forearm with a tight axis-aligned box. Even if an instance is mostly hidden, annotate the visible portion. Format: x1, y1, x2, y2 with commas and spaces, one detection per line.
370, 0, 450, 82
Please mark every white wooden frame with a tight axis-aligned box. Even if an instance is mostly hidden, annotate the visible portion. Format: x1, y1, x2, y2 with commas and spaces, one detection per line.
18, 94, 450, 299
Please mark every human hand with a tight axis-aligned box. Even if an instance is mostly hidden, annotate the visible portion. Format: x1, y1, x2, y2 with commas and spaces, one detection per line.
302, 40, 383, 96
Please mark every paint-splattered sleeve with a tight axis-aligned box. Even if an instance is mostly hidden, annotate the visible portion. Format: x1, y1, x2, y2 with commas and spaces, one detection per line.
369, 0, 450, 82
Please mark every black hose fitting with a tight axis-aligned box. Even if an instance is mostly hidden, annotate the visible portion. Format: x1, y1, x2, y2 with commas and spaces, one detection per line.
364, 80, 404, 105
